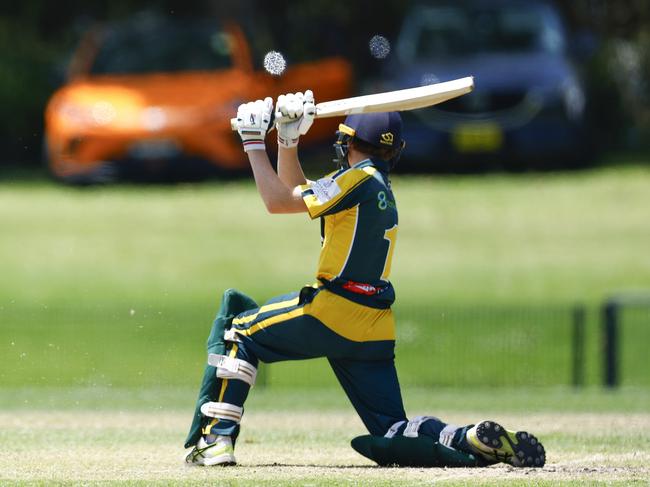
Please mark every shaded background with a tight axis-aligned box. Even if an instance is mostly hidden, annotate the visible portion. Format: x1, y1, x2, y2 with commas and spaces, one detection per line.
0, 0, 649, 169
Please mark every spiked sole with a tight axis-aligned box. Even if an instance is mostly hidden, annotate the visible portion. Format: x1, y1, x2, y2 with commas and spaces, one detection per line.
467, 420, 545, 467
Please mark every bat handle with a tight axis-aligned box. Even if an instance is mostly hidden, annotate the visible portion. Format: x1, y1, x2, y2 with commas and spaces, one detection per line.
230, 96, 317, 131
230, 113, 277, 132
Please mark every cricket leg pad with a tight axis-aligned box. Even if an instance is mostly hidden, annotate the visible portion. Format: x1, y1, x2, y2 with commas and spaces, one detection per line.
184, 289, 259, 449
200, 401, 244, 423
351, 435, 480, 468
209, 353, 257, 387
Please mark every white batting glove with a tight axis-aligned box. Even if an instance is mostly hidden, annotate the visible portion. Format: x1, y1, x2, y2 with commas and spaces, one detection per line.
235, 97, 274, 152
275, 90, 315, 148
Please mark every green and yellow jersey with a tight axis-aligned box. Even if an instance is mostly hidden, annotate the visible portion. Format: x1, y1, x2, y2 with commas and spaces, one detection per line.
300, 158, 397, 308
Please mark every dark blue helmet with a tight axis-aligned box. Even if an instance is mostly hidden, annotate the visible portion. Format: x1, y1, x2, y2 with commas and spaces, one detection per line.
333, 112, 405, 170
340, 112, 404, 150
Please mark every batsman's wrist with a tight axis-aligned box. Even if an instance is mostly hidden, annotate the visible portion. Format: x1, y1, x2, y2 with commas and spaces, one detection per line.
242, 139, 266, 152
277, 134, 299, 148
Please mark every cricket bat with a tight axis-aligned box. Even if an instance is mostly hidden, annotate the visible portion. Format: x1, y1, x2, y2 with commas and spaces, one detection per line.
230, 76, 474, 130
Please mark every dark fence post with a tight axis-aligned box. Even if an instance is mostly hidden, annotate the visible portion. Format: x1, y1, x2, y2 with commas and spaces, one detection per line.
602, 300, 619, 388
572, 305, 585, 388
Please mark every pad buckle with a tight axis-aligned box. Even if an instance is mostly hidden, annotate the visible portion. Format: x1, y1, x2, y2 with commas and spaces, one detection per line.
403, 416, 439, 438
208, 353, 257, 387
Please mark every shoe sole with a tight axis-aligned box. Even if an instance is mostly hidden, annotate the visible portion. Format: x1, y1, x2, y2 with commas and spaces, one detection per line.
203, 457, 237, 467
185, 447, 236, 467
470, 420, 545, 467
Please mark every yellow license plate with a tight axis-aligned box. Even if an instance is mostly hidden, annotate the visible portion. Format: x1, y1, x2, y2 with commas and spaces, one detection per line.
452, 122, 503, 153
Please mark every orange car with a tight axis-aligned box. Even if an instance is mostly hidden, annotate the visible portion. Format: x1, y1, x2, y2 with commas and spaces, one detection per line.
44, 15, 353, 182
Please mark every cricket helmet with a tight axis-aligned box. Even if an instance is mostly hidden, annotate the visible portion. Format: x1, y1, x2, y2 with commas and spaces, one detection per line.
333, 112, 405, 169
340, 112, 404, 150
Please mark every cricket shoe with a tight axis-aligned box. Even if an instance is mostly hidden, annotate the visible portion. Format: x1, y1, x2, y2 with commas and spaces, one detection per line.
184, 435, 236, 466
465, 420, 545, 467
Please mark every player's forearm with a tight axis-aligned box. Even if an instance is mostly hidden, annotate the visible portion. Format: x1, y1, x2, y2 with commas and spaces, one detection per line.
277, 146, 307, 188
247, 151, 305, 214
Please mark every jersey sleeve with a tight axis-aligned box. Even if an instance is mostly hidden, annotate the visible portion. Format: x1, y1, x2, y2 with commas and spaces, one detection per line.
300, 166, 376, 219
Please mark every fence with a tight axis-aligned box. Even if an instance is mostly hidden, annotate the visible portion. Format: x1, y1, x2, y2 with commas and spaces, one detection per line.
263, 298, 649, 389
602, 293, 650, 388
260, 304, 587, 389
2, 297, 647, 389
394, 304, 584, 387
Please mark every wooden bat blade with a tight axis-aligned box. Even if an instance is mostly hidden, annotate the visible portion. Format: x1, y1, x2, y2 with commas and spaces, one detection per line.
229, 76, 474, 130
314, 76, 474, 118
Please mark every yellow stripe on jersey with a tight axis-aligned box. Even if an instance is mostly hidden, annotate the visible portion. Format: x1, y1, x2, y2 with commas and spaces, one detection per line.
316, 204, 359, 282
236, 289, 395, 342
381, 224, 398, 281
232, 297, 300, 326
308, 290, 395, 342
300, 165, 377, 219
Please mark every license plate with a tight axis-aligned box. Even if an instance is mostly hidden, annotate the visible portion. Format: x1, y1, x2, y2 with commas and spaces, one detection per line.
129, 139, 180, 159
452, 122, 503, 153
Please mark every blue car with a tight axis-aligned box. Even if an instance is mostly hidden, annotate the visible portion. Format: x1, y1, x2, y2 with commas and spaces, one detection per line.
386, 0, 590, 170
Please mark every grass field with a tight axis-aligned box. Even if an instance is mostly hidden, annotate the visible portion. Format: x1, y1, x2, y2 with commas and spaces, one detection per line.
2, 164, 650, 308
1, 164, 649, 389
1, 387, 649, 485
1, 162, 649, 484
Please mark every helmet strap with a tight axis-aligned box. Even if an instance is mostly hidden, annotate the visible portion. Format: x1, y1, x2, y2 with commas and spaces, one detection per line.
388, 140, 406, 170
333, 132, 351, 170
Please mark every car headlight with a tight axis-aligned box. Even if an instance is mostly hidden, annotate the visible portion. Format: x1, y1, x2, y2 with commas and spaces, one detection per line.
58, 101, 91, 126
58, 100, 118, 127
91, 101, 117, 126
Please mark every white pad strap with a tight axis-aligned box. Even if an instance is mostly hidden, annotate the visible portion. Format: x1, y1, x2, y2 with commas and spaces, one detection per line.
200, 401, 243, 422
384, 420, 406, 438
402, 415, 439, 438
439, 423, 460, 447
208, 353, 257, 387
223, 328, 241, 343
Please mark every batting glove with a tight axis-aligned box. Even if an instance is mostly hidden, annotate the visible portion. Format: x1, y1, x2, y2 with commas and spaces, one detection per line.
275, 90, 315, 148
235, 97, 274, 152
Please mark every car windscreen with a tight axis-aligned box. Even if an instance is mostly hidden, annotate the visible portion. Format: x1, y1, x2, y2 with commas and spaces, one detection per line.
398, 3, 565, 62
91, 20, 233, 75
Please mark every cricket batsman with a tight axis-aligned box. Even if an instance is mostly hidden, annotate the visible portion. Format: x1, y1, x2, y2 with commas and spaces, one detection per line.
184, 91, 546, 468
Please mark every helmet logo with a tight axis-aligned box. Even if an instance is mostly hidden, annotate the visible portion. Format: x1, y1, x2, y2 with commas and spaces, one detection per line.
380, 132, 394, 145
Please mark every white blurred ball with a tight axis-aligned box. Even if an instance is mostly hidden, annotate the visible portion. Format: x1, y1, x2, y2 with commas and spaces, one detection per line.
369, 35, 391, 59
420, 73, 440, 86
263, 51, 287, 76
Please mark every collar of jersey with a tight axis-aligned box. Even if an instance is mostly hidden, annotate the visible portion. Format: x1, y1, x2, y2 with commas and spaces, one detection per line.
353, 158, 389, 174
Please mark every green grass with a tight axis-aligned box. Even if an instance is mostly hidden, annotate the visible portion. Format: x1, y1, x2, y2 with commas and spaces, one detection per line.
0, 301, 600, 388
1, 385, 649, 413
1, 164, 650, 484
1, 165, 650, 389
2, 165, 649, 307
